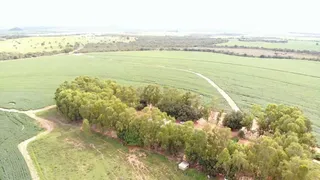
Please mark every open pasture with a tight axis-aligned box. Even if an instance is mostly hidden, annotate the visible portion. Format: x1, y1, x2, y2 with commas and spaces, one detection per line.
0, 51, 320, 141
218, 39, 320, 51
0, 111, 41, 180
0, 35, 134, 53
28, 109, 206, 180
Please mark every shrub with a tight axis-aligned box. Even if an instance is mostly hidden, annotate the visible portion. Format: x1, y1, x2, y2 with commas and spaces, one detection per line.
223, 111, 244, 130
313, 153, 320, 160
238, 130, 245, 138
82, 119, 92, 136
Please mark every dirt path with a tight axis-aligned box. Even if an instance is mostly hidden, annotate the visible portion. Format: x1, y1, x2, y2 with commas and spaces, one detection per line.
0, 105, 56, 180
193, 72, 240, 112
157, 66, 241, 112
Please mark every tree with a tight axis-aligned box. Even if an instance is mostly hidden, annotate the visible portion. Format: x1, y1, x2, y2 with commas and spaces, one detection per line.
229, 149, 250, 178
216, 148, 231, 176
223, 111, 244, 130
250, 104, 316, 146
157, 88, 203, 121
185, 130, 207, 163
280, 157, 320, 180
139, 85, 162, 105
82, 119, 92, 136
247, 136, 287, 179
238, 130, 245, 138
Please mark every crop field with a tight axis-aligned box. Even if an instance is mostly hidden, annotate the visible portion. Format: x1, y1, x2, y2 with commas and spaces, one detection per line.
28, 109, 206, 180
218, 39, 320, 51
0, 35, 134, 53
0, 111, 42, 180
0, 51, 320, 142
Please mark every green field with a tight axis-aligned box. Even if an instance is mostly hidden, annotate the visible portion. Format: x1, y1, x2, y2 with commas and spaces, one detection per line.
28, 109, 206, 180
0, 51, 320, 142
0, 112, 42, 180
0, 35, 134, 53
218, 39, 320, 51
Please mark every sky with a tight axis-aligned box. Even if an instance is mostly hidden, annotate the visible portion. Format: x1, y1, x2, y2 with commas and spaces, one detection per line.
0, 0, 319, 33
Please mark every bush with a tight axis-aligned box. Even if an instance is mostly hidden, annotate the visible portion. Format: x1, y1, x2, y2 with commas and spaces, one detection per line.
82, 119, 92, 136
314, 153, 320, 160
223, 111, 244, 130
238, 130, 245, 138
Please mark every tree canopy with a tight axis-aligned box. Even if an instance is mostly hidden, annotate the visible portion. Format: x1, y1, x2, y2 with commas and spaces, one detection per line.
55, 77, 320, 179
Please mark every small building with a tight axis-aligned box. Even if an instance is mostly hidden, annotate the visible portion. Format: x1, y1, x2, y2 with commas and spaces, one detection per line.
178, 161, 189, 171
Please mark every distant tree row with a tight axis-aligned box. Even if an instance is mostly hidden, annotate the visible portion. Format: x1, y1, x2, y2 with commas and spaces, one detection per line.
55, 76, 320, 179
238, 37, 288, 43
78, 36, 228, 53
77, 36, 320, 61
180, 48, 320, 61
0, 47, 74, 61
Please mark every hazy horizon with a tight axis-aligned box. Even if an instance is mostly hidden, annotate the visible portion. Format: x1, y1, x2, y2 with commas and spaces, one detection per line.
1, 0, 320, 34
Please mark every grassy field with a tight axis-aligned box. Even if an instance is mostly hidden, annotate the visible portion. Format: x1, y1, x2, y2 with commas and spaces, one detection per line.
0, 111, 42, 180
28, 109, 206, 180
0, 51, 320, 142
0, 35, 134, 53
218, 39, 320, 51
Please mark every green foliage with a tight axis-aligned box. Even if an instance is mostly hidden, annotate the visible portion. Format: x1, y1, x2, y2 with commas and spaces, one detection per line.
314, 153, 320, 161
280, 157, 320, 180
139, 85, 161, 105
54, 78, 320, 179
223, 111, 244, 130
82, 119, 91, 136
252, 104, 316, 146
238, 130, 245, 139
157, 88, 203, 121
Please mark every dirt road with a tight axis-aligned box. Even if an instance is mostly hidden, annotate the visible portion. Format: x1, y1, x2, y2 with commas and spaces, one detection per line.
0, 105, 56, 180
157, 66, 241, 112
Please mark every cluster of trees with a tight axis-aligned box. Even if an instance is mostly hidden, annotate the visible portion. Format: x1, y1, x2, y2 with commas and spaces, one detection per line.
138, 85, 204, 121
78, 36, 228, 53
55, 77, 205, 122
55, 76, 320, 179
223, 111, 246, 130
187, 104, 319, 179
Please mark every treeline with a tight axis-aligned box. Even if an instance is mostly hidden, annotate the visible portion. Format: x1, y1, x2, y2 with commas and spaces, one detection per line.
78, 36, 320, 61
55, 76, 320, 179
0, 47, 75, 61
180, 47, 320, 61
78, 36, 227, 53
0, 35, 29, 40
238, 38, 288, 43
219, 44, 320, 55
0, 48, 73, 60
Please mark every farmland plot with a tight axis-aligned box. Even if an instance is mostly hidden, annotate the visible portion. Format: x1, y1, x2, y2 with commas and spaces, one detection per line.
218, 39, 320, 51
0, 51, 320, 142
0, 112, 41, 180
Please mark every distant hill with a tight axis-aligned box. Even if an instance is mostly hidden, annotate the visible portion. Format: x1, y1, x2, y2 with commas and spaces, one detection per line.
9, 27, 23, 31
